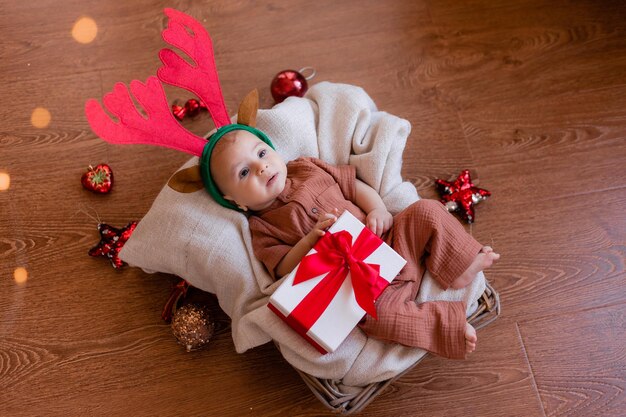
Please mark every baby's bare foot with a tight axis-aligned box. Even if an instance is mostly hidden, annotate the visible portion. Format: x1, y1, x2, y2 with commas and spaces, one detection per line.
465, 322, 477, 354
450, 246, 500, 289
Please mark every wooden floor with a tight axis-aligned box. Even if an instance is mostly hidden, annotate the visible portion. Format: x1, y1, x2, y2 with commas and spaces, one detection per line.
1, 0, 625, 415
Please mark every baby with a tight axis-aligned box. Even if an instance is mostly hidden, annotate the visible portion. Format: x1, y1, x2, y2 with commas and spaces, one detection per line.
209, 128, 499, 359
84, 7, 497, 359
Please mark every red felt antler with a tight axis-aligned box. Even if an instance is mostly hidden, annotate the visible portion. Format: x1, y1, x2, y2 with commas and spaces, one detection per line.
85, 76, 207, 156
158, 8, 231, 129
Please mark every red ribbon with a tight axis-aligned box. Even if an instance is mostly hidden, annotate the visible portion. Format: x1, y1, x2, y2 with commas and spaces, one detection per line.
161, 279, 190, 322
289, 228, 384, 335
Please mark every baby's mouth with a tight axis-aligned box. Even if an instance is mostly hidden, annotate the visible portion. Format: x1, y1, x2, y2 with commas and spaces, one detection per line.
267, 173, 277, 186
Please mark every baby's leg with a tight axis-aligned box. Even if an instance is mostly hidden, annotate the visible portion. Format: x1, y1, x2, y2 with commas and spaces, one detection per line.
450, 246, 500, 289
359, 278, 468, 359
391, 199, 484, 290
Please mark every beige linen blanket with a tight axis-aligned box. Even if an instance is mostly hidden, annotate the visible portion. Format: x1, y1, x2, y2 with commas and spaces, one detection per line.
120, 81, 486, 386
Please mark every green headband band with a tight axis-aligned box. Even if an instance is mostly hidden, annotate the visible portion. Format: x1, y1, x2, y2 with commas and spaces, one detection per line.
200, 124, 275, 211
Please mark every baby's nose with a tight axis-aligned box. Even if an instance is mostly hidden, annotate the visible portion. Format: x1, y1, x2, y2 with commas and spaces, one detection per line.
256, 162, 268, 174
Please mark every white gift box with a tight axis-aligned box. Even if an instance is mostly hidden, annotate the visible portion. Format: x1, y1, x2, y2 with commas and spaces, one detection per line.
268, 210, 407, 354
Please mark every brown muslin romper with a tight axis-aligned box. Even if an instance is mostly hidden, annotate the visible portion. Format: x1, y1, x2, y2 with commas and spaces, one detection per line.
250, 157, 482, 358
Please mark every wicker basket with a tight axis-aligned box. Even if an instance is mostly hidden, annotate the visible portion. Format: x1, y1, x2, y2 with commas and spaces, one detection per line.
293, 281, 501, 415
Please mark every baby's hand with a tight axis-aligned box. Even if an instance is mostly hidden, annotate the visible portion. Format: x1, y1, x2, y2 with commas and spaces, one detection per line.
366, 208, 393, 237
306, 209, 339, 245
465, 322, 477, 354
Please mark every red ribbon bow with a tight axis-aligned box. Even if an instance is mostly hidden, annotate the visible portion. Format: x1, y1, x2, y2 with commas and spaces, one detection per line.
289, 228, 384, 333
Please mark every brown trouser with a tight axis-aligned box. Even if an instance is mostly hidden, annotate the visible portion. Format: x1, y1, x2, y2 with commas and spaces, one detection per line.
359, 199, 483, 359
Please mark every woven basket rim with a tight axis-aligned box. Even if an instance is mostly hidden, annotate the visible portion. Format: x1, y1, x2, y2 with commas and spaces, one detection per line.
294, 281, 501, 415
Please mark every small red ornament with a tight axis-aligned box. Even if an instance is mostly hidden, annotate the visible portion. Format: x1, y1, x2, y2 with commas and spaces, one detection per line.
435, 170, 491, 223
172, 98, 208, 121
88, 222, 137, 269
270, 67, 316, 103
81, 164, 113, 194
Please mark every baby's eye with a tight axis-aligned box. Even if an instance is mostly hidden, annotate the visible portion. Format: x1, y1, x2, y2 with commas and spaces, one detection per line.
239, 167, 249, 178
259, 149, 266, 158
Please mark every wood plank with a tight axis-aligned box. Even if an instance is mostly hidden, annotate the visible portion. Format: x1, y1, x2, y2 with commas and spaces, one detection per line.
469, 188, 626, 321
0, 71, 103, 151
426, 0, 626, 111
0, 0, 431, 82
0, 325, 323, 415
459, 84, 626, 168
360, 322, 545, 417
518, 304, 626, 417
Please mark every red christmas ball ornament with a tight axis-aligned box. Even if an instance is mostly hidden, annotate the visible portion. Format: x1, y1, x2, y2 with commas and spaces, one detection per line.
184, 98, 202, 117
435, 170, 491, 224
81, 164, 113, 194
172, 104, 186, 120
171, 98, 208, 121
270, 67, 316, 103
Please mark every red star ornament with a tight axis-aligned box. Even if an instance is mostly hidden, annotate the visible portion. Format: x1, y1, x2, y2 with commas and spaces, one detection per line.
435, 170, 491, 223
88, 222, 137, 268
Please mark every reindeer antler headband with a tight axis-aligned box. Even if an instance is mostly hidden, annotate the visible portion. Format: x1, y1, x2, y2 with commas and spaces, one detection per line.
85, 8, 274, 211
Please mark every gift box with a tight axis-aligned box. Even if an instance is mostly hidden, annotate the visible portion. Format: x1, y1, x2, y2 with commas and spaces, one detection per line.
268, 210, 407, 354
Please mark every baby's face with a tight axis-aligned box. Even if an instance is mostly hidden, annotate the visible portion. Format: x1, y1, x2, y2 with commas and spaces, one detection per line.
210, 130, 287, 211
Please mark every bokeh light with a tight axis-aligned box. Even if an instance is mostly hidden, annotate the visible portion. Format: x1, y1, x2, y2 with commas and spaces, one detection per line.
31, 107, 51, 128
0, 172, 9, 191
14, 267, 28, 284
72, 17, 98, 44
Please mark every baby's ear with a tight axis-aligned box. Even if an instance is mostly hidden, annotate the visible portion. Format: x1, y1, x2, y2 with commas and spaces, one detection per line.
222, 194, 248, 212
236, 89, 258, 127
167, 165, 204, 193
